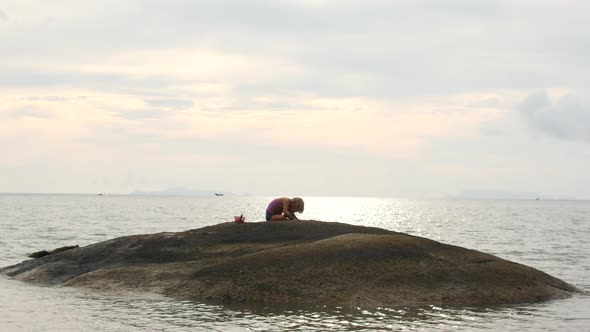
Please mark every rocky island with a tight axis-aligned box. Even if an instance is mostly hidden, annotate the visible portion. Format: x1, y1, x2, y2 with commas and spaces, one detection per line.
0, 220, 582, 308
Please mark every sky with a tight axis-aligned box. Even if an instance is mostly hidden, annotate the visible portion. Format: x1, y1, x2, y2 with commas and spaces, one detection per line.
1, 0, 589, 198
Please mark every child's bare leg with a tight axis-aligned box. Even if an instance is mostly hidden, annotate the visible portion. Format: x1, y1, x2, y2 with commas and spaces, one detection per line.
270, 214, 288, 221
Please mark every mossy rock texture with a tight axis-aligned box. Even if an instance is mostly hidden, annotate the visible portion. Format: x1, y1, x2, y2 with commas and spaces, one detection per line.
1, 220, 582, 308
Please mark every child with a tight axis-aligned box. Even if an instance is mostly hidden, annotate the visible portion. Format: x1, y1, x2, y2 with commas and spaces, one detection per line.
265, 197, 304, 221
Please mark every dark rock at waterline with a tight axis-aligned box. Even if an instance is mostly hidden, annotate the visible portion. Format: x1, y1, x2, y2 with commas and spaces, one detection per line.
0, 221, 582, 308
28, 250, 51, 259
28, 245, 79, 258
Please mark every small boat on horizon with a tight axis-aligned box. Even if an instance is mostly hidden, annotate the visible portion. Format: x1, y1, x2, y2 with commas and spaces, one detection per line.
214, 193, 224, 196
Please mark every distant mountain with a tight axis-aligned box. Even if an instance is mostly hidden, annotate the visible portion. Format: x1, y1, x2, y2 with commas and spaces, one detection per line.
129, 187, 236, 197
453, 190, 539, 200
452, 190, 577, 200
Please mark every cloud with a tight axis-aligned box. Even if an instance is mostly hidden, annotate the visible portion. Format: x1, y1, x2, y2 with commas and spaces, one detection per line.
165, 93, 506, 159
145, 99, 194, 110
0, 88, 506, 163
3, 107, 58, 120
519, 91, 590, 142
2, 1, 588, 100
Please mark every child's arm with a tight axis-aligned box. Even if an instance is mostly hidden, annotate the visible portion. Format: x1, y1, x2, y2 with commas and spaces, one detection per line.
279, 198, 292, 219
280, 198, 298, 219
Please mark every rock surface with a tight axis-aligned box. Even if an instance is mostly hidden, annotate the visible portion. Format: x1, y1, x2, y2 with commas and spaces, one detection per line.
1, 220, 582, 308
28, 245, 79, 259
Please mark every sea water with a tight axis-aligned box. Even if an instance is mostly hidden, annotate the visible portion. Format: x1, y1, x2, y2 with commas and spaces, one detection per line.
0, 194, 588, 331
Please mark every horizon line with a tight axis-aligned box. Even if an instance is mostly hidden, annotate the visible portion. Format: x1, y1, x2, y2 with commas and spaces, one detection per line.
0, 192, 587, 201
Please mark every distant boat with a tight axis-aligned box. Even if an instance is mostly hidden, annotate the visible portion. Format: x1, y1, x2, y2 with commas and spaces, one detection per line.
214, 193, 224, 196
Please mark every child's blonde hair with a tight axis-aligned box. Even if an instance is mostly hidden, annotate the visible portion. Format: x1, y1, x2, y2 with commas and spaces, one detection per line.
290, 197, 304, 214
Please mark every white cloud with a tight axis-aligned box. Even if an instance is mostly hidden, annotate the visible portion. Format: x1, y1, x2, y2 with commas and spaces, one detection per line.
1, 48, 308, 85
0, 88, 507, 160
519, 91, 590, 142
